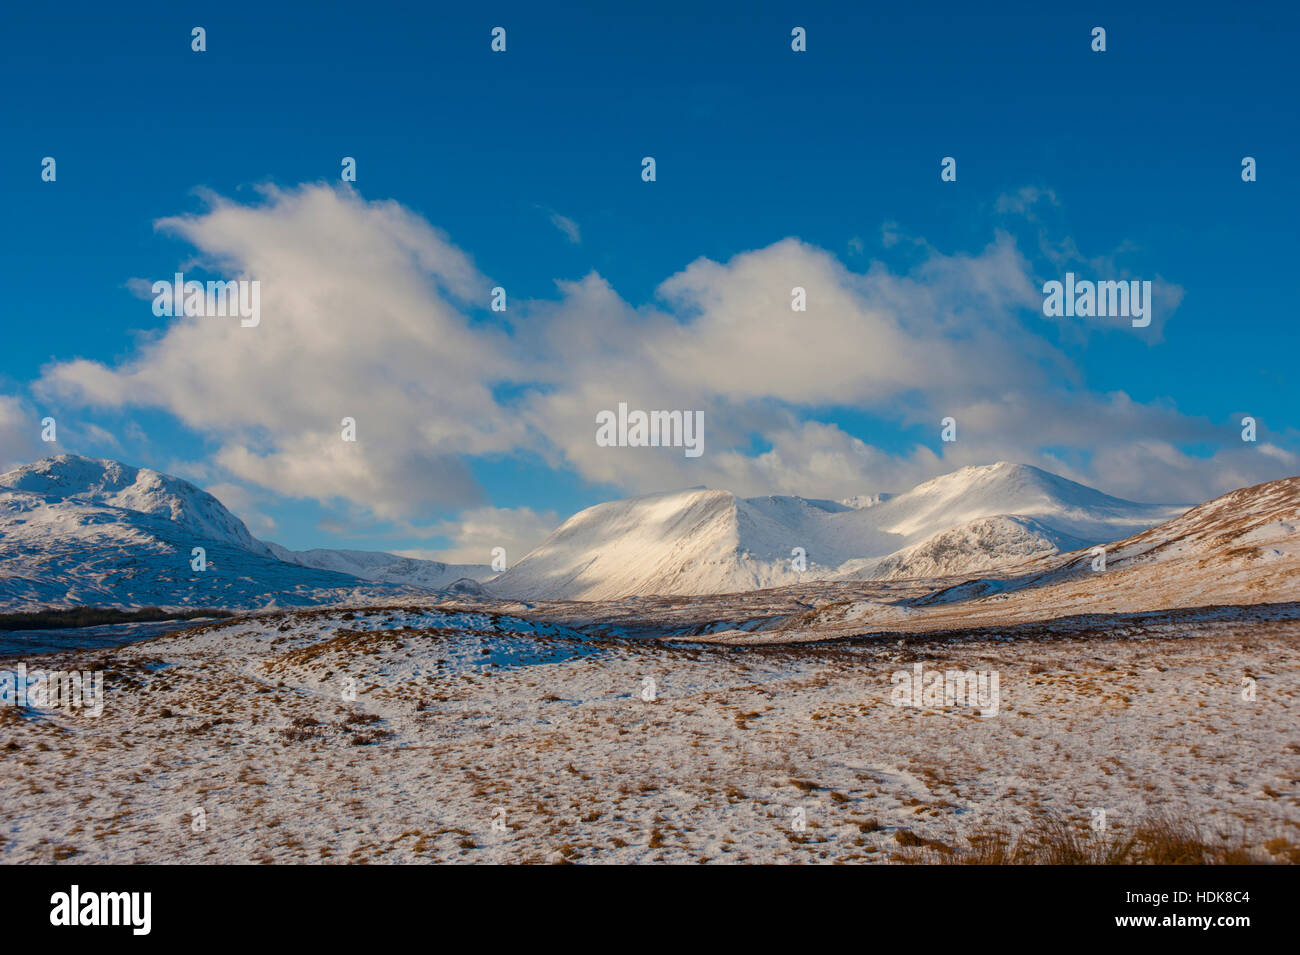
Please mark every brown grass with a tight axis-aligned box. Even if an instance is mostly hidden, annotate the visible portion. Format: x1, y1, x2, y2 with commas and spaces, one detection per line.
902, 810, 1271, 865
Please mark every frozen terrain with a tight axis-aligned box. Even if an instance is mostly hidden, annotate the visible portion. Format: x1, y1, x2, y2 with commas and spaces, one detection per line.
0, 474, 1296, 863
1, 599, 1295, 863
0, 456, 1294, 863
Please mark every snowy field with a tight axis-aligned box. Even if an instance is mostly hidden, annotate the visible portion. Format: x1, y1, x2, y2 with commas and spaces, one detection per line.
2, 463, 1296, 863
1, 599, 1296, 864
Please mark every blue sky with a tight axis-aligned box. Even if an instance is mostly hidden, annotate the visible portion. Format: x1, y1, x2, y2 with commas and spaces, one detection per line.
2, 0, 1297, 561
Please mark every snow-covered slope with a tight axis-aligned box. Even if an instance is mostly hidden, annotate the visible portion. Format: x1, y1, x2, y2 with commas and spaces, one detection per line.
857, 473, 1300, 634
846, 461, 1179, 544
840, 493, 893, 510
836, 515, 1090, 582
0, 455, 420, 612
491, 463, 1181, 600
0, 455, 1197, 611
265, 543, 494, 590
489, 489, 780, 601
978, 472, 1300, 608
3, 455, 275, 557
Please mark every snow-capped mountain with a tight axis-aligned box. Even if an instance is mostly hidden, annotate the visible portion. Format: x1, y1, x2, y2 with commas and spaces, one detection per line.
0, 455, 424, 612
265, 543, 494, 590
844, 461, 1183, 543
675, 473, 1300, 645
489, 488, 835, 602
876, 473, 1300, 631
840, 493, 893, 510
3, 455, 274, 557
836, 514, 1090, 581
0, 455, 1194, 611
491, 463, 1183, 600
1010, 470, 1299, 606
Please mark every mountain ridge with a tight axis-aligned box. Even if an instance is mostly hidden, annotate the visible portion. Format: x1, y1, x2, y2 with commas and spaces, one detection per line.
0, 454, 1210, 610
0, 455, 475, 611
265, 543, 494, 589
491, 462, 1184, 600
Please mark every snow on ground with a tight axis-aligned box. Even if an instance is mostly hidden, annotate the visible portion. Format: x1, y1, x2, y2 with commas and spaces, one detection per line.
1, 466, 1295, 862
1, 601, 1296, 863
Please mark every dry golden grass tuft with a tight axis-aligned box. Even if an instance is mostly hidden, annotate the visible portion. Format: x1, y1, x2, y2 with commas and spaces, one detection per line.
900, 810, 1279, 865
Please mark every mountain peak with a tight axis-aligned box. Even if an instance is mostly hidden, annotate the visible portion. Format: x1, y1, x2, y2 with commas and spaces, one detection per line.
2, 453, 137, 493
492, 461, 1180, 600
0, 454, 270, 556
0, 455, 505, 611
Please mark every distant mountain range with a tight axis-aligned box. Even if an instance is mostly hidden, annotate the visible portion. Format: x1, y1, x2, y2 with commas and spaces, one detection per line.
0, 453, 1237, 612
742, 472, 1300, 644
264, 543, 492, 590
0, 456, 489, 612
490, 462, 1182, 600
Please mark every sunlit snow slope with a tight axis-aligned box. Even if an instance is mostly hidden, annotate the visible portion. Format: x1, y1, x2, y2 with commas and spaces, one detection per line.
493, 463, 1182, 600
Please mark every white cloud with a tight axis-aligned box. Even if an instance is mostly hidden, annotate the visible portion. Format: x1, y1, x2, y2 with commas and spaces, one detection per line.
397, 505, 560, 566
32, 181, 1298, 531
0, 395, 128, 470
701, 421, 944, 500
0, 395, 43, 471
39, 183, 526, 518
205, 481, 278, 536
512, 233, 1063, 495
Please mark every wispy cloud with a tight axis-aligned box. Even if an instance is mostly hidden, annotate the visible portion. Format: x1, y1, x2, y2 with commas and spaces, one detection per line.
397, 504, 560, 566
546, 209, 581, 244
995, 185, 1059, 217
0, 394, 43, 472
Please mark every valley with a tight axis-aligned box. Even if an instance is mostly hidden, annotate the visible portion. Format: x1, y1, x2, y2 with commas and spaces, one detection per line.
1, 453, 1296, 863
1, 598, 1295, 863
